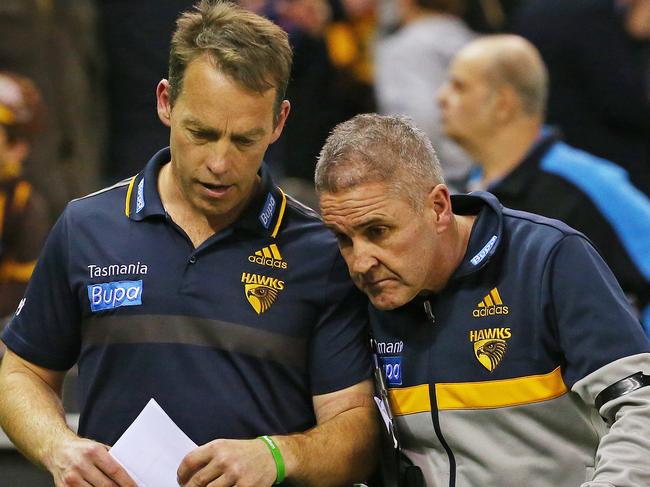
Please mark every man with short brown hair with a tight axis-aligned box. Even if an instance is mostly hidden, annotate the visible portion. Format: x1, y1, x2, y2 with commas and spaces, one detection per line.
0, 2, 377, 486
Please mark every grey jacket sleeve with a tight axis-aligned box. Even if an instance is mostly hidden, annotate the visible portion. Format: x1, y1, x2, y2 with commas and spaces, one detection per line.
572, 353, 650, 487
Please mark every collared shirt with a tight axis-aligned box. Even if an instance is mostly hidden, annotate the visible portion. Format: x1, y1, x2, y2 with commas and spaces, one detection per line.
3, 148, 372, 446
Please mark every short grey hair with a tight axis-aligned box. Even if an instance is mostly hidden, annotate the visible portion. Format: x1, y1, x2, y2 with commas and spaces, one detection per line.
315, 114, 445, 211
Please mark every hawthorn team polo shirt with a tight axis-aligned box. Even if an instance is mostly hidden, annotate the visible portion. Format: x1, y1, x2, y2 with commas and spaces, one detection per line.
3, 148, 372, 446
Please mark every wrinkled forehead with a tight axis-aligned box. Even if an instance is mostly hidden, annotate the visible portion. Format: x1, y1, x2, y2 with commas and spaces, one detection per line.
320, 183, 409, 230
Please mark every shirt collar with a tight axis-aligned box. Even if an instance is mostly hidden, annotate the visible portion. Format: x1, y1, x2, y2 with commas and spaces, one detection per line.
125, 147, 168, 221
231, 162, 287, 238
449, 191, 504, 280
125, 147, 287, 238
485, 126, 560, 197
401, 191, 504, 315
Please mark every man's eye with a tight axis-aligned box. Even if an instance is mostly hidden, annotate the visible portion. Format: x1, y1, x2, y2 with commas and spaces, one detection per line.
189, 129, 211, 140
335, 233, 351, 247
233, 138, 255, 148
368, 226, 388, 239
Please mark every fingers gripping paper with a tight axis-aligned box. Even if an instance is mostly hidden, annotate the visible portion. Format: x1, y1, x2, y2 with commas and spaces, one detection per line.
109, 398, 198, 487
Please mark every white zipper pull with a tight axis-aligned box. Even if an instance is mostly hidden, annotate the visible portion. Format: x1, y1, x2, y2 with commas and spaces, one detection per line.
423, 300, 435, 324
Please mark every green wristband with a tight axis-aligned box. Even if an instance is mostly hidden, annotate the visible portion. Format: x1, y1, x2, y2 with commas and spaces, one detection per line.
258, 435, 286, 484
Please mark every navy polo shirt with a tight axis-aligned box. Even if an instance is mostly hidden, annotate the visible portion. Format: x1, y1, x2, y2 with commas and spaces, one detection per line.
3, 148, 372, 446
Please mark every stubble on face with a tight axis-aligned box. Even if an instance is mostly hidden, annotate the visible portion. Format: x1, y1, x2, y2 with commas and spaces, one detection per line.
320, 182, 440, 311
163, 56, 279, 227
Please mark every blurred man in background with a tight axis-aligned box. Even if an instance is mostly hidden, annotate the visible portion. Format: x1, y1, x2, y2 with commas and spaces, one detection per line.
0, 72, 50, 350
375, 0, 475, 191
438, 35, 650, 333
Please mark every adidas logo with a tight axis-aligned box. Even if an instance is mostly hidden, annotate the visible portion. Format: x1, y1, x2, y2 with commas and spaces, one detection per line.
248, 244, 287, 269
472, 287, 509, 317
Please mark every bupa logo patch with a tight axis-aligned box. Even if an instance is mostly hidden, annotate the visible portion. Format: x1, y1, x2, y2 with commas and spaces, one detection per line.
88, 280, 143, 312
470, 235, 498, 266
381, 356, 402, 386
258, 193, 276, 229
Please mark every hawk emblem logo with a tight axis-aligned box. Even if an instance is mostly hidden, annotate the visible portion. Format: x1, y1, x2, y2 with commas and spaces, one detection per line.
245, 284, 279, 314
473, 339, 507, 372
469, 327, 511, 372
241, 272, 285, 315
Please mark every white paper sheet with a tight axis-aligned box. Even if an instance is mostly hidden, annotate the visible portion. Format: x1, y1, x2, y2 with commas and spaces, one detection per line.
110, 398, 198, 487
374, 396, 398, 448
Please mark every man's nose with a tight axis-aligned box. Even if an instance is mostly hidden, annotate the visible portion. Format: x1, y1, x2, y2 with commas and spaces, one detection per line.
349, 243, 378, 276
205, 141, 232, 174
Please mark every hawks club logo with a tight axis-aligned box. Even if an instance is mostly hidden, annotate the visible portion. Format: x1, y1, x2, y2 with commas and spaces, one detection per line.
241, 272, 284, 314
469, 327, 511, 372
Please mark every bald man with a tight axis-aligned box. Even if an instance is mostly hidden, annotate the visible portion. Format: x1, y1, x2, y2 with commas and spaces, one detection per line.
438, 34, 650, 334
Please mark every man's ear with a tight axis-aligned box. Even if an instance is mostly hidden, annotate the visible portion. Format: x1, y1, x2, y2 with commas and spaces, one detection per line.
156, 79, 172, 127
270, 100, 291, 144
494, 84, 520, 123
427, 184, 453, 233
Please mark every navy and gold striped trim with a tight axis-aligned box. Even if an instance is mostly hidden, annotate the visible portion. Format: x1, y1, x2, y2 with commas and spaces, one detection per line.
124, 175, 137, 217
271, 188, 287, 238
122, 160, 287, 237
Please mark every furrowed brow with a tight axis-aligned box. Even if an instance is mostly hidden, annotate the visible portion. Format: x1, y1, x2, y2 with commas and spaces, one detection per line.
354, 217, 387, 231
233, 127, 266, 139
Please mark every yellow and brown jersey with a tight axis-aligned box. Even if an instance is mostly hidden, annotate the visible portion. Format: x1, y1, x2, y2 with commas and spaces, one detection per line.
0, 175, 50, 316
